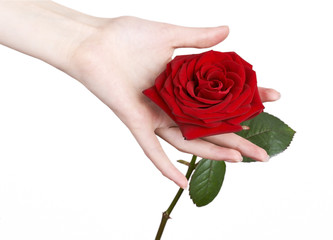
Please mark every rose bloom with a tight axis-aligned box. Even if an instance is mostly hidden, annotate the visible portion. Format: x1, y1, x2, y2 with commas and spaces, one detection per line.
143, 50, 264, 140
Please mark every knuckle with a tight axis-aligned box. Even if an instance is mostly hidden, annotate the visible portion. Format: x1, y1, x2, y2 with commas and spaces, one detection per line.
233, 137, 247, 151
127, 110, 152, 132
174, 140, 188, 153
206, 145, 235, 161
208, 145, 222, 160
143, 145, 163, 160
228, 149, 242, 161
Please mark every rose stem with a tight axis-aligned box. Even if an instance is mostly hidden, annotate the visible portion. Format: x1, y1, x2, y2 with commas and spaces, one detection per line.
155, 155, 197, 240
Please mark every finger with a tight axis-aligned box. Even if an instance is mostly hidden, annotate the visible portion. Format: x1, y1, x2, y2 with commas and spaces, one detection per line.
171, 25, 229, 49
130, 126, 188, 189
258, 87, 281, 102
156, 127, 243, 163
204, 133, 269, 162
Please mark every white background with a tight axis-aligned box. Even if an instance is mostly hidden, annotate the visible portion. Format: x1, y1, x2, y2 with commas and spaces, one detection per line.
0, 0, 332, 239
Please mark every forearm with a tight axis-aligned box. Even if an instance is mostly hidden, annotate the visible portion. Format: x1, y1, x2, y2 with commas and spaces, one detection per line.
0, 0, 100, 72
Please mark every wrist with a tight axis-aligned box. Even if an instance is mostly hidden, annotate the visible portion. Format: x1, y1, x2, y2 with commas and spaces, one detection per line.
51, 13, 102, 74
0, 1, 104, 74
30, 1, 104, 73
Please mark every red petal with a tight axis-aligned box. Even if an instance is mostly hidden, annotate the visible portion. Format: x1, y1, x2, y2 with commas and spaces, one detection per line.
143, 87, 175, 122
179, 122, 243, 140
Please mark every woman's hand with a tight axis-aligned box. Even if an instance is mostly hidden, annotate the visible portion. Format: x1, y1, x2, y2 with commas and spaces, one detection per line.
0, 2, 280, 188
69, 16, 280, 188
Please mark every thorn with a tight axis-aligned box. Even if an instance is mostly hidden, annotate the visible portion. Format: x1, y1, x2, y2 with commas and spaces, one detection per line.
163, 212, 171, 219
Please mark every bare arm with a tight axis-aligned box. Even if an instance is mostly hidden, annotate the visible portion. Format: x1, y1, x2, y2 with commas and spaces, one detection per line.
0, 1, 280, 188
0, 1, 98, 72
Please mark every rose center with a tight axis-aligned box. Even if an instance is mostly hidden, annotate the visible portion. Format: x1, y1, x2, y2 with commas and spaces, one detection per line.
209, 80, 223, 90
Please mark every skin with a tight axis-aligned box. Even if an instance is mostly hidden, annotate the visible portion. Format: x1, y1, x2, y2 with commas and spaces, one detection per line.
0, 1, 280, 189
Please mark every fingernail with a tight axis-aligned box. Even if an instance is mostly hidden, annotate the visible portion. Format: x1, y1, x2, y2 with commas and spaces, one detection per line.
242, 125, 250, 130
225, 154, 242, 163
225, 159, 236, 163
270, 89, 281, 100
236, 156, 243, 162
218, 25, 230, 35
264, 155, 270, 162
179, 180, 188, 190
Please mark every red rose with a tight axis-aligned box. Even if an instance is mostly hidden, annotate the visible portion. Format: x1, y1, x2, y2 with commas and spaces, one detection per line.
143, 50, 264, 140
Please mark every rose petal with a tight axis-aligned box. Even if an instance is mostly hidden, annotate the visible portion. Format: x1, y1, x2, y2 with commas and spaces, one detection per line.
227, 51, 253, 69
226, 72, 244, 99
226, 103, 263, 125
194, 51, 233, 72
197, 87, 230, 100
175, 86, 210, 108
186, 80, 222, 104
223, 61, 246, 83
225, 84, 252, 113
170, 54, 194, 78
242, 67, 257, 105
143, 86, 176, 122
179, 121, 243, 140
178, 94, 234, 120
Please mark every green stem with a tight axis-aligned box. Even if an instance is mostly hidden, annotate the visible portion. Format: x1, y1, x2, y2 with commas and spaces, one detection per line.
155, 155, 197, 240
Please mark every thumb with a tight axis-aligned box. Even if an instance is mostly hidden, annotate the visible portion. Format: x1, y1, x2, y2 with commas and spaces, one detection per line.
171, 25, 229, 49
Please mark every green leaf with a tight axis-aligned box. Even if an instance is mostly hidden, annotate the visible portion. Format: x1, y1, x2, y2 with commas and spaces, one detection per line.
236, 112, 296, 162
189, 159, 226, 207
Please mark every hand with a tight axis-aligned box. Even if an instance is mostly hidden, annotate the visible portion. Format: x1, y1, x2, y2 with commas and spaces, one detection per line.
0, 2, 279, 188
69, 16, 281, 189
